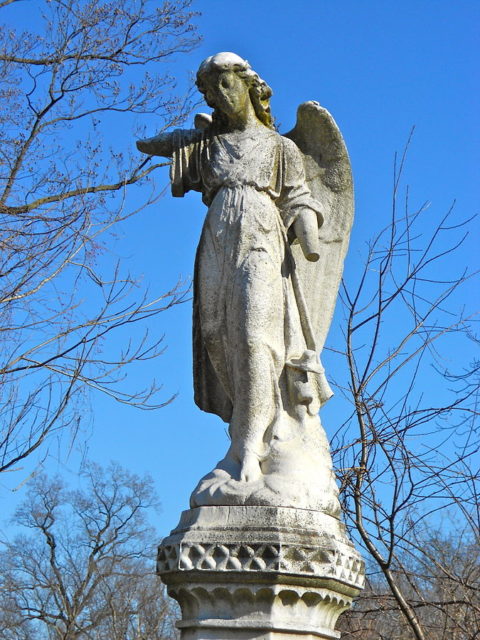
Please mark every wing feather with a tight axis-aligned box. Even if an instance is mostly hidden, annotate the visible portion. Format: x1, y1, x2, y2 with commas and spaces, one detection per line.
285, 101, 354, 353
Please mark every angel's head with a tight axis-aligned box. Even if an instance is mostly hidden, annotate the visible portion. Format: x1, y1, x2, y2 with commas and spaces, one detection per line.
196, 52, 274, 130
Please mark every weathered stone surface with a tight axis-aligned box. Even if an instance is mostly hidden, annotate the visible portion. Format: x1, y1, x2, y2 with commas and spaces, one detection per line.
158, 506, 364, 639
137, 53, 353, 507
170, 582, 353, 640
159, 506, 363, 587
190, 413, 341, 515
137, 52, 363, 638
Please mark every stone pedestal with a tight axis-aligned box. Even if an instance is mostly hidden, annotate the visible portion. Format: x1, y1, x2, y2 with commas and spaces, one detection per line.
157, 506, 364, 639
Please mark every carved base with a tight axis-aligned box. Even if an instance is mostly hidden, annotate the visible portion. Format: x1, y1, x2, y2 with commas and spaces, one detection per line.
158, 506, 364, 639
170, 579, 352, 639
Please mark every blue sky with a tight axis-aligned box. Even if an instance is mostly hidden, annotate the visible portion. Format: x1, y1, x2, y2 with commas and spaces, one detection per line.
1, 0, 478, 537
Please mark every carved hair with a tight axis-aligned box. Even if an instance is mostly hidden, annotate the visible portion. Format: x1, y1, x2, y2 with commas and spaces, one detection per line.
196, 52, 274, 130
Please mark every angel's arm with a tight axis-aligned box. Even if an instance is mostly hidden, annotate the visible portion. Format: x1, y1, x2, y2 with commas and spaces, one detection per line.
293, 210, 320, 262
278, 137, 323, 261
136, 132, 174, 158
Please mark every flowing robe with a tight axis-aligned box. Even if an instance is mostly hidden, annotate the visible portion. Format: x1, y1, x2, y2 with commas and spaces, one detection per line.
170, 126, 324, 448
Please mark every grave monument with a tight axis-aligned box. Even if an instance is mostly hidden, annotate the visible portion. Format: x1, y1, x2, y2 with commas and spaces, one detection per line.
137, 52, 364, 640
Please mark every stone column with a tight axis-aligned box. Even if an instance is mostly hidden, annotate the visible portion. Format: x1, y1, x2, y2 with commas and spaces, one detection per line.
157, 505, 364, 639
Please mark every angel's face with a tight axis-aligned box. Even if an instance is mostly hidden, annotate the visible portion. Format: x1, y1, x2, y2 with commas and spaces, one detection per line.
203, 69, 251, 119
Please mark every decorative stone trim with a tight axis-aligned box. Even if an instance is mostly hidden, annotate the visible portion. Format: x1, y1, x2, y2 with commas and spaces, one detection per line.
165, 582, 353, 640
158, 506, 364, 638
157, 541, 364, 588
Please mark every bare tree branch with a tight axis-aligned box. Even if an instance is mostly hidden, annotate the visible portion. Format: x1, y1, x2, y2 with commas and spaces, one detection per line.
0, 0, 199, 476
332, 136, 479, 639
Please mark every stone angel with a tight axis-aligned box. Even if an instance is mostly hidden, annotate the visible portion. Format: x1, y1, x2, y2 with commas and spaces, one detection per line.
136, 52, 353, 515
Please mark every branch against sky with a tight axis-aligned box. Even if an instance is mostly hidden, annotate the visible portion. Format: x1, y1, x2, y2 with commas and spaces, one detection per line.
331, 138, 479, 640
0, 0, 199, 476
0, 462, 179, 640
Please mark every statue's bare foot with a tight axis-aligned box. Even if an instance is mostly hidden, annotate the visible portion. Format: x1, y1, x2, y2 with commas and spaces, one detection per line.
239, 452, 262, 483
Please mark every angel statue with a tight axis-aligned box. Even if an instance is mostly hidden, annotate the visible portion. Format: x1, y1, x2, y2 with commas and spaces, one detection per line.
137, 52, 353, 515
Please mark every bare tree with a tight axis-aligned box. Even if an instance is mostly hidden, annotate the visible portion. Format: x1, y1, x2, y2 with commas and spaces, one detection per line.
0, 462, 178, 640
329, 135, 479, 639
339, 527, 480, 640
0, 0, 199, 475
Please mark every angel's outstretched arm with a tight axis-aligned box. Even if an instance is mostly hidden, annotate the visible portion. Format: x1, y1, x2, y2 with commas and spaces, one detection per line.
136, 132, 174, 158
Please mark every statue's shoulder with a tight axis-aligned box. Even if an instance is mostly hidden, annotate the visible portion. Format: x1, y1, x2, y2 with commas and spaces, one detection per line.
172, 127, 206, 147
276, 131, 306, 165
277, 132, 298, 147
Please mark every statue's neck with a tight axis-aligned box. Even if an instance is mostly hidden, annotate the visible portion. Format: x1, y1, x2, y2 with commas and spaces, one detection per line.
222, 101, 261, 133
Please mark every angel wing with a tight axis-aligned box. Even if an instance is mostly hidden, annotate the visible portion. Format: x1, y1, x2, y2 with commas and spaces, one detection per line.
284, 101, 354, 354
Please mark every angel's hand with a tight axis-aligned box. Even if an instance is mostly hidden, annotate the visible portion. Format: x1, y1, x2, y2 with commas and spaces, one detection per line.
194, 112, 213, 130
293, 209, 320, 262
136, 132, 174, 158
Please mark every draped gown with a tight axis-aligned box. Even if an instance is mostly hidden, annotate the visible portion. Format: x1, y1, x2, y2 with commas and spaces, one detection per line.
170, 125, 326, 462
